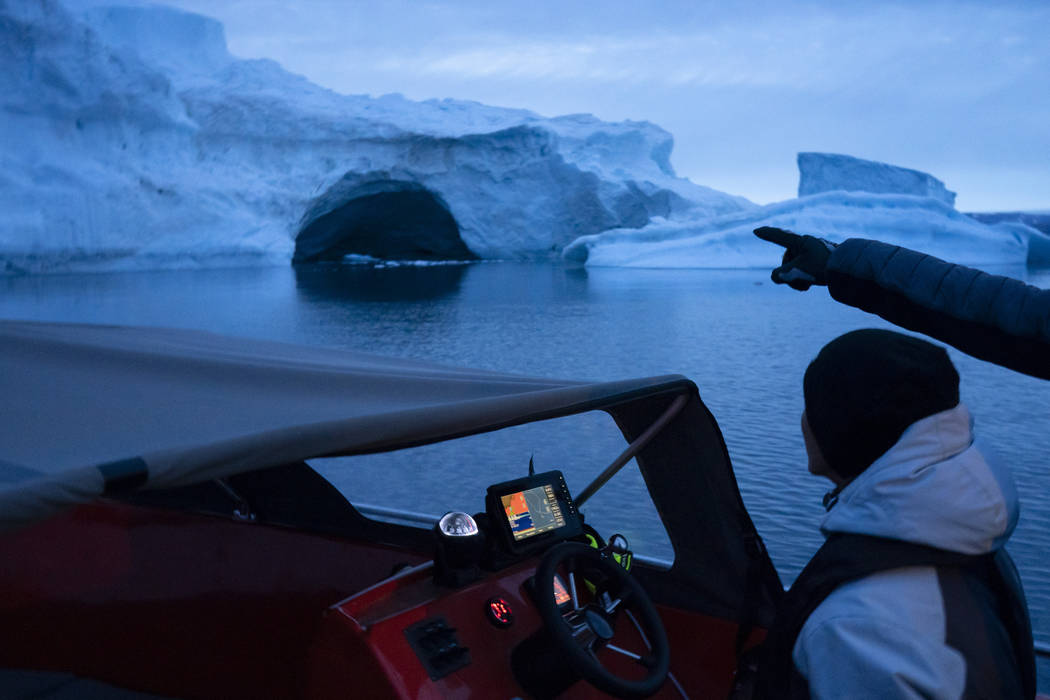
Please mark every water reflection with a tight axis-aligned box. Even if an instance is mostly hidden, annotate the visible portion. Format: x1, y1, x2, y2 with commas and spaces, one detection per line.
293, 262, 471, 303
455, 262, 592, 306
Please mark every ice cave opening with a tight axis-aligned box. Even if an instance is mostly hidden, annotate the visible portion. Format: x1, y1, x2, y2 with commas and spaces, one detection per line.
293, 182, 474, 263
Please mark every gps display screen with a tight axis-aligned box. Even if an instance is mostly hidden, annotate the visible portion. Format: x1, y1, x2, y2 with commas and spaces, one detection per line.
486, 470, 582, 555
501, 484, 567, 541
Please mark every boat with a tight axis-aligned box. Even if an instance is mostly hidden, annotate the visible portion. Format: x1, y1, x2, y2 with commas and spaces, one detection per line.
0, 320, 1029, 698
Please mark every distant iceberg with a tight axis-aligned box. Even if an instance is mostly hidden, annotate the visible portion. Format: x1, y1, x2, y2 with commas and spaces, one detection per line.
565, 155, 1030, 269
967, 211, 1050, 266
798, 152, 956, 207
0, 0, 753, 274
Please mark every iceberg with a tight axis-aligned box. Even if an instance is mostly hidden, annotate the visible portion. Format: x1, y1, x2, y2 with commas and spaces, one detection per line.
798, 153, 957, 207
0, 0, 753, 274
565, 157, 1030, 269
967, 212, 1050, 266
982, 221, 1050, 268
967, 211, 1050, 237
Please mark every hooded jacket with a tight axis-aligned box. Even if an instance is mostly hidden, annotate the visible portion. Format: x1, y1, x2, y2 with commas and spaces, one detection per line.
792, 402, 1027, 698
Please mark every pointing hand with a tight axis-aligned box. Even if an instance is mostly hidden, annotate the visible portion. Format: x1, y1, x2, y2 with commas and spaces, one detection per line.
753, 226, 836, 291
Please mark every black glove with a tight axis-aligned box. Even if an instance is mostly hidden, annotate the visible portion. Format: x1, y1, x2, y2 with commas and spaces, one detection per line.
753, 226, 836, 291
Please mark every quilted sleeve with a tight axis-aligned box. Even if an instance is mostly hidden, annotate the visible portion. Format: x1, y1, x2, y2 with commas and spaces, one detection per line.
826, 238, 1050, 379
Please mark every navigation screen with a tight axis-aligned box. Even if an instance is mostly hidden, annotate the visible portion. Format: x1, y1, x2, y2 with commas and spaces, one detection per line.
501, 484, 567, 541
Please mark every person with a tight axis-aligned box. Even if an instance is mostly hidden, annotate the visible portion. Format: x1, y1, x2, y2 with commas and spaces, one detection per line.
754, 329, 1035, 699
752, 226, 1050, 380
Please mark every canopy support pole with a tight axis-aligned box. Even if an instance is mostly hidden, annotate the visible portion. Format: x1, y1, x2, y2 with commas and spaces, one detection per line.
576, 393, 689, 508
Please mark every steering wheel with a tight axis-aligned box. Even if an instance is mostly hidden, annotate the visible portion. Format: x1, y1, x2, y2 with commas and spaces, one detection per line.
533, 542, 670, 699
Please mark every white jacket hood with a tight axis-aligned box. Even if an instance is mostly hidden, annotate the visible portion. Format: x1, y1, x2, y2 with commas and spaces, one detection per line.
820, 403, 1019, 555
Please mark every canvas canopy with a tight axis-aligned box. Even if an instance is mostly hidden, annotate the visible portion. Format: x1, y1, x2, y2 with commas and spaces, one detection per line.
0, 320, 681, 527
0, 320, 782, 625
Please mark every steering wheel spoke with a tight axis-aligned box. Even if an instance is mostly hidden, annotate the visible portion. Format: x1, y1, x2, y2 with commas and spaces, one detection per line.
563, 610, 589, 634
567, 570, 582, 610
605, 643, 645, 663
575, 627, 599, 652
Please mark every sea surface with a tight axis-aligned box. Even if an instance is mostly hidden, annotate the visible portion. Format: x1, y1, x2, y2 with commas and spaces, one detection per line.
4, 261, 1049, 684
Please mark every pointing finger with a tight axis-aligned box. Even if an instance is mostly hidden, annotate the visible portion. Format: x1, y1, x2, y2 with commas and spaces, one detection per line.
754, 226, 803, 250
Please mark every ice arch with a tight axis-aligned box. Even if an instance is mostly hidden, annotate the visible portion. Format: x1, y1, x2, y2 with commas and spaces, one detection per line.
293, 180, 474, 263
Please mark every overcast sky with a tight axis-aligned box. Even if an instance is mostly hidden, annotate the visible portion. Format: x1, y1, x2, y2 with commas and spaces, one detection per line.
138, 0, 1048, 211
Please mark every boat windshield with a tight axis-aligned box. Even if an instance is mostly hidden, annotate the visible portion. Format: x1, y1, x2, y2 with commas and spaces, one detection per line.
307, 409, 674, 564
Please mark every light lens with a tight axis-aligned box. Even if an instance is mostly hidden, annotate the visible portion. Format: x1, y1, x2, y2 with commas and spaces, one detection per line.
437, 511, 479, 537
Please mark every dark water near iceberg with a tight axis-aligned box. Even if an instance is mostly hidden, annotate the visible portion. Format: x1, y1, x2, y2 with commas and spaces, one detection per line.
3, 261, 1049, 683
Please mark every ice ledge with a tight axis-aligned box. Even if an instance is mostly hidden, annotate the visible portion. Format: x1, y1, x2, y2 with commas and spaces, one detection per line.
563, 190, 1026, 270
798, 153, 956, 208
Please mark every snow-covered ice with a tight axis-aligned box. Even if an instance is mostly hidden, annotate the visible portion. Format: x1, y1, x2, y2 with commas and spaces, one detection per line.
0, 0, 752, 273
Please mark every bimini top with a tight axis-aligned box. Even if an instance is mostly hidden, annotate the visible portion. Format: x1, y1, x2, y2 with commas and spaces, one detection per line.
0, 320, 689, 529
0, 320, 783, 626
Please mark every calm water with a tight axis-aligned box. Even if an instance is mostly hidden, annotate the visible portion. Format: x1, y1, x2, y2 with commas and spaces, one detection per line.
4, 261, 1049, 681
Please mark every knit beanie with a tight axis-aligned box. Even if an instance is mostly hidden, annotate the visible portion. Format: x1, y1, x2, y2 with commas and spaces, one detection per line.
803, 329, 960, 480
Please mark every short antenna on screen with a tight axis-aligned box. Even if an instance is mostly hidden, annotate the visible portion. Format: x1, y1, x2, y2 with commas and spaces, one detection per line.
528, 454, 535, 476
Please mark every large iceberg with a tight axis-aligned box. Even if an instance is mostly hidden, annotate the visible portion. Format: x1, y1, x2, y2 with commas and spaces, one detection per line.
0, 0, 753, 273
565, 157, 1030, 269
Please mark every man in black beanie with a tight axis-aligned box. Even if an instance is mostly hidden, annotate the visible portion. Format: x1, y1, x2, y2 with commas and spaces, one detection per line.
802, 329, 960, 500
755, 329, 1035, 699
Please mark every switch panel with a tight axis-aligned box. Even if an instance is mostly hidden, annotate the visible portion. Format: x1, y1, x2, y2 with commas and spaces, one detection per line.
403, 616, 471, 680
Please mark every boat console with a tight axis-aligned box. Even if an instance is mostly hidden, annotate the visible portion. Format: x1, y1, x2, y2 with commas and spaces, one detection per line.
307, 470, 674, 699
1, 373, 771, 700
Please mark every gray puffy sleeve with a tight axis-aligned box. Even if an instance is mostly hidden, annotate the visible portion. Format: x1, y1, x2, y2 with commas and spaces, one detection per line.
826, 239, 1050, 379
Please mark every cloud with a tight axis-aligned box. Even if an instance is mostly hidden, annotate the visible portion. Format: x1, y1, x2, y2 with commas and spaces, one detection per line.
373, 35, 810, 88
151, 0, 1048, 101
329, 3, 1048, 102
